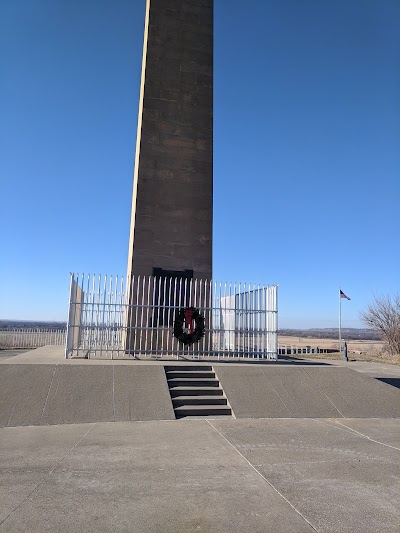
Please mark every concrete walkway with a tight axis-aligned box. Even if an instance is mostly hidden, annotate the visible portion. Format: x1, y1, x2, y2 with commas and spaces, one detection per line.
1, 347, 399, 532
1, 418, 399, 532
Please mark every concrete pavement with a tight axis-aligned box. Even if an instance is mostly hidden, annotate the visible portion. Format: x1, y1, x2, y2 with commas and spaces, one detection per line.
0, 418, 399, 532
2, 350, 400, 427
1, 347, 399, 532
0, 349, 30, 359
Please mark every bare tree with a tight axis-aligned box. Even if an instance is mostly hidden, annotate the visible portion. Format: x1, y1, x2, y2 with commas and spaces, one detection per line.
360, 294, 400, 356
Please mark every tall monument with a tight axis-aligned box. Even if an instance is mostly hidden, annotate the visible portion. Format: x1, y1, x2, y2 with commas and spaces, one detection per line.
127, 0, 213, 286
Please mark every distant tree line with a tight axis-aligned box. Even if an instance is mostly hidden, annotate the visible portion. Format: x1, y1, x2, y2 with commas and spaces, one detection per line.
0, 320, 67, 331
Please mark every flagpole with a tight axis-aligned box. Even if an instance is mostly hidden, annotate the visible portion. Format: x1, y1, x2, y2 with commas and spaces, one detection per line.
338, 288, 342, 356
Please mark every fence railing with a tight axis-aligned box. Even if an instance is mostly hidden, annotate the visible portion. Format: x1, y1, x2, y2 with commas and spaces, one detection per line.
0, 329, 66, 349
66, 273, 278, 360
278, 345, 330, 355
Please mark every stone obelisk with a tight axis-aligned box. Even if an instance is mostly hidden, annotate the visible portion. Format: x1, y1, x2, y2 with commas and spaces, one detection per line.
127, 0, 213, 286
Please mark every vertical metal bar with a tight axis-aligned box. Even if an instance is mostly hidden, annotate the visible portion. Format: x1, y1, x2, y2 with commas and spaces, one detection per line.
104, 275, 109, 357
194, 279, 198, 358
242, 281, 246, 357
233, 281, 237, 357
247, 283, 251, 358
207, 280, 213, 356
236, 281, 240, 358
184, 277, 189, 358
111, 275, 116, 359
116, 276, 120, 356
154, 275, 161, 356
252, 284, 255, 358
76, 273, 83, 359
247, 282, 251, 358
80, 274, 86, 355
256, 284, 260, 357
117, 277, 126, 357
188, 277, 193, 358
267, 285, 270, 358
106, 275, 112, 359
338, 288, 342, 357
148, 276, 155, 355
177, 277, 183, 359
267, 285, 271, 359
65, 272, 74, 359
80, 273, 90, 351
275, 285, 278, 360
140, 276, 147, 355
204, 281, 209, 357
133, 275, 140, 354
166, 276, 172, 355
269, 285, 272, 359
221, 282, 227, 360
261, 285, 265, 356
198, 279, 204, 356
108, 277, 113, 355
93, 274, 100, 357
171, 277, 178, 356
98, 275, 105, 359
243, 281, 246, 357
267, 285, 270, 359
160, 277, 167, 355
128, 274, 136, 356
229, 280, 233, 359
65, 273, 73, 358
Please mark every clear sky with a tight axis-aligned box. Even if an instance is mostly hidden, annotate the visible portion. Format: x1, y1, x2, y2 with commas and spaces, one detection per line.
1, 0, 399, 328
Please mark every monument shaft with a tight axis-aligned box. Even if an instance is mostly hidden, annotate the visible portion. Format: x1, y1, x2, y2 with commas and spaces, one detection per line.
127, 0, 213, 282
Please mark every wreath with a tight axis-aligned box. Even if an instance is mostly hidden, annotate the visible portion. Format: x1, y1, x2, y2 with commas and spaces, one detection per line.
173, 307, 205, 346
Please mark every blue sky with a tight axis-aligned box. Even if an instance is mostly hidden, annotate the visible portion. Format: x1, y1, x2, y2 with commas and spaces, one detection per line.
1, 0, 399, 328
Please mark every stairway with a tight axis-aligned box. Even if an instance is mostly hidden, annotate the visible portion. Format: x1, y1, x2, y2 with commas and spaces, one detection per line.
165, 365, 233, 419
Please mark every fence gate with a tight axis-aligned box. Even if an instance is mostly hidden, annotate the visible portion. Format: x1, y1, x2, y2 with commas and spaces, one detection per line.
66, 273, 278, 360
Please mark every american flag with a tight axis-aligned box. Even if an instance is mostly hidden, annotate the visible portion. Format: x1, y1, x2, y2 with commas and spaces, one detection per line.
340, 290, 351, 300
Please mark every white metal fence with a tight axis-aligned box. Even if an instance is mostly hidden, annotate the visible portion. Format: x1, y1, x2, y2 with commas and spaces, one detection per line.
0, 329, 66, 349
66, 273, 278, 360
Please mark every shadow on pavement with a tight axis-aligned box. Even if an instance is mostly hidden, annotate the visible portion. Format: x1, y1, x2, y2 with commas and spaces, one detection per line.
0, 349, 30, 358
138, 356, 331, 366
375, 377, 400, 389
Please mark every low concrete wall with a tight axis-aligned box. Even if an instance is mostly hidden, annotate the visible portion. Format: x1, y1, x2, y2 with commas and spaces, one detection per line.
216, 366, 400, 419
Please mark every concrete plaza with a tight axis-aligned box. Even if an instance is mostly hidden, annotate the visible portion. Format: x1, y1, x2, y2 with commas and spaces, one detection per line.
1, 417, 399, 532
0, 347, 399, 532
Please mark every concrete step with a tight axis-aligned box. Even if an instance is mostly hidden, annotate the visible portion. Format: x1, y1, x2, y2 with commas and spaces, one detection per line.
169, 387, 224, 397
167, 378, 220, 388
164, 365, 213, 372
177, 415, 233, 420
166, 371, 215, 379
172, 396, 228, 407
174, 405, 232, 418
165, 365, 232, 419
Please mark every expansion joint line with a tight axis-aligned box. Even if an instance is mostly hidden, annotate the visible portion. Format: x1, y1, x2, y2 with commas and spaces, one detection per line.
330, 420, 400, 451
40, 359, 63, 424
303, 368, 346, 418
206, 420, 319, 533
0, 425, 96, 528
112, 363, 116, 422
